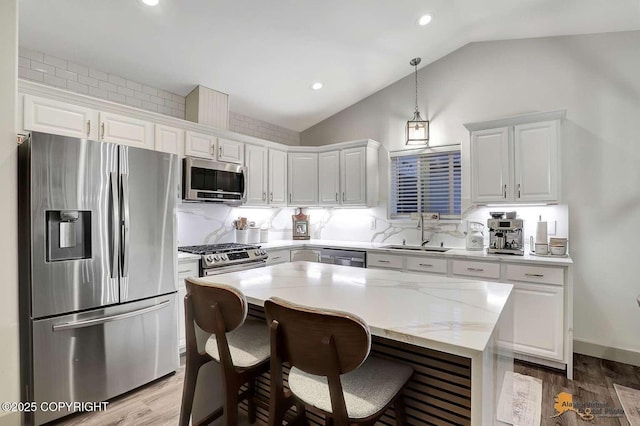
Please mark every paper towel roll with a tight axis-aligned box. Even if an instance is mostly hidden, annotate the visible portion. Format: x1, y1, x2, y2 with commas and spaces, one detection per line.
535, 220, 548, 244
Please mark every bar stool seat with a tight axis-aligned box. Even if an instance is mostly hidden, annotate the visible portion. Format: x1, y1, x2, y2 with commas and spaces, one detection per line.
205, 319, 271, 368
288, 357, 413, 419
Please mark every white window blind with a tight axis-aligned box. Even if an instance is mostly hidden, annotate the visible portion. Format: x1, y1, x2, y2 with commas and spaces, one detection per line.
390, 151, 461, 218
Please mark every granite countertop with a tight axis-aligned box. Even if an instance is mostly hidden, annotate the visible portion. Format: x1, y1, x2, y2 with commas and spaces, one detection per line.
260, 239, 573, 265
199, 261, 513, 355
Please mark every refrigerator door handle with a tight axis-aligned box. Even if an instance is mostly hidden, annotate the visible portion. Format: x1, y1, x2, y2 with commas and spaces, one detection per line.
109, 172, 119, 279
52, 299, 170, 331
121, 174, 130, 278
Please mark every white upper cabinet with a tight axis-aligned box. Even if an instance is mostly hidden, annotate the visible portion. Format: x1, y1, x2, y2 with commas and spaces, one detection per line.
184, 130, 216, 159
245, 144, 268, 205
318, 151, 340, 205
514, 121, 559, 202
23, 95, 98, 140
466, 110, 564, 204
268, 149, 287, 206
99, 112, 154, 149
217, 138, 244, 164
155, 124, 184, 155
288, 152, 318, 206
340, 147, 367, 205
470, 127, 511, 203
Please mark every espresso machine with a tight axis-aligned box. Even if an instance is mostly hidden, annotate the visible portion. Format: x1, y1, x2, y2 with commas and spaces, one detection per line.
487, 212, 524, 255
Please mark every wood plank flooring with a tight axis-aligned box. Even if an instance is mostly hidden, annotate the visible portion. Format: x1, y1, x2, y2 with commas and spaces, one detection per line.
51, 354, 640, 426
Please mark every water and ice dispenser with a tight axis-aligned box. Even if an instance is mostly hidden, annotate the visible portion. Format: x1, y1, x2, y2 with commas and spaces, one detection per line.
46, 210, 92, 261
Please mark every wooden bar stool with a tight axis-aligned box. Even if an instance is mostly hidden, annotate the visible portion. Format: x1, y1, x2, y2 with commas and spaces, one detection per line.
265, 297, 413, 426
179, 278, 271, 426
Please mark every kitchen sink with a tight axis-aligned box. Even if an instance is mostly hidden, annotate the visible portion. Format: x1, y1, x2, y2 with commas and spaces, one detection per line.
381, 245, 450, 253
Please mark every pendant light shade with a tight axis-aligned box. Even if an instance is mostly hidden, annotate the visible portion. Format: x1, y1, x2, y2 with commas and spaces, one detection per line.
406, 57, 429, 145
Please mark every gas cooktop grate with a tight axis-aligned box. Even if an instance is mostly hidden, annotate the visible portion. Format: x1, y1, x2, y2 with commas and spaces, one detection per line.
178, 243, 259, 255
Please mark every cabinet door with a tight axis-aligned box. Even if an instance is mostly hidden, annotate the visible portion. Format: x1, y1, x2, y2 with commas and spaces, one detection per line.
288, 152, 318, 206
266, 249, 290, 265
177, 260, 199, 354
318, 151, 340, 205
245, 144, 268, 205
184, 131, 216, 159
155, 124, 184, 155
470, 127, 511, 203
217, 138, 244, 164
499, 282, 564, 361
514, 121, 559, 202
340, 147, 367, 205
268, 149, 288, 206
23, 95, 98, 140
99, 112, 154, 149
367, 253, 404, 270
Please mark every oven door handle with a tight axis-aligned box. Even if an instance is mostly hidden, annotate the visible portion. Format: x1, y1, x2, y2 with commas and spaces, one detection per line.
203, 261, 266, 276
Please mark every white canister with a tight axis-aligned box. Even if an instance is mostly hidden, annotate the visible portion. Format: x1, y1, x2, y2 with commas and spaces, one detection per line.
235, 229, 248, 244
247, 228, 260, 244
260, 228, 269, 243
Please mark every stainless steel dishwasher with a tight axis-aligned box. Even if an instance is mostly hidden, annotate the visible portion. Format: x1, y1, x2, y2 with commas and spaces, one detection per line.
320, 248, 366, 267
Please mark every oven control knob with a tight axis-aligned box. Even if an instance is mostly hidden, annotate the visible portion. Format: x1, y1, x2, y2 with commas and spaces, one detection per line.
260, 250, 266, 255
254, 250, 260, 255
205, 255, 214, 263
213, 255, 220, 261
220, 254, 228, 261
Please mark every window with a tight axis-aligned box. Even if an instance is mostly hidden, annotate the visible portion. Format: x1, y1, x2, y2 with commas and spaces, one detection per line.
390, 150, 461, 218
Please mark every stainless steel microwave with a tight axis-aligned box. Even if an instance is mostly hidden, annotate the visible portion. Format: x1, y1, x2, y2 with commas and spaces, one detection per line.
182, 157, 246, 204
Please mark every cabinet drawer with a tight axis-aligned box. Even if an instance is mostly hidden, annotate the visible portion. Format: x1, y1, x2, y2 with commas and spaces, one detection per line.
177, 259, 199, 277
406, 256, 447, 274
367, 253, 403, 269
505, 264, 564, 286
451, 260, 500, 279
266, 250, 290, 265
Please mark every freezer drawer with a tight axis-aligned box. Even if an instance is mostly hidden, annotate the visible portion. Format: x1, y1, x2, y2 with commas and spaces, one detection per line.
29, 295, 178, 425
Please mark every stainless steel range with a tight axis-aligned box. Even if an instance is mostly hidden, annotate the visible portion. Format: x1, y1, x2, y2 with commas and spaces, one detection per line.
179, 243, 268, 276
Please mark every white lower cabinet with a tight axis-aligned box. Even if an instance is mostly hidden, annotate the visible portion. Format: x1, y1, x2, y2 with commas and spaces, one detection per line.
177, 258, 199, 354
367, 253, 404, 270
266, 249, 290, 265
451, 260, 500, 280
405, 256, 447, 274
499, 281, 564, 361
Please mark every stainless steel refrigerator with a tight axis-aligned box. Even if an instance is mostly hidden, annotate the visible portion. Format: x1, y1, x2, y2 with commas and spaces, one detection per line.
18, 132, 180, 425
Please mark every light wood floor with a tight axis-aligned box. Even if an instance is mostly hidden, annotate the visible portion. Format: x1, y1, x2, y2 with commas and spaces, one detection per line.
52, 354, 640, 426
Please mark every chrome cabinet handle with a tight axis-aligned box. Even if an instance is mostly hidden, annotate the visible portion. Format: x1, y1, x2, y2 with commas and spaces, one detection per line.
377, 260, 390, 263
270, 192, 273, 202
503, 184, 507, 199
419, 263, 433, 267
263, 192, 266, 201
342, 192, 345, 202
525, 273, 544, 277
87, 120, 91, 137
101, 122, 105, 140
467, 267, 484, 272
219, 145, 222, 157
272, 256, 281, 260
289, 193, 292, 203
335, 193, 338, 202
518, 183, 521, 199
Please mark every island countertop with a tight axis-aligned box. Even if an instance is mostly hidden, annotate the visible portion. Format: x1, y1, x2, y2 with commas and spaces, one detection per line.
199, 261, 513, 355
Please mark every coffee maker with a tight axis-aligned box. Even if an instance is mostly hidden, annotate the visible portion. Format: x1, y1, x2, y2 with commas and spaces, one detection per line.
487, 212, 524, 255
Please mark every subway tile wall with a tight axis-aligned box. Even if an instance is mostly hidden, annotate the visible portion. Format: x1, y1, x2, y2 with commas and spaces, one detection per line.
18, 46, 301, 146
229, 112, 300, 146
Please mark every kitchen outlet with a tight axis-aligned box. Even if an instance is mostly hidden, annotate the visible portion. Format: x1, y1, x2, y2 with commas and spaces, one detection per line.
370, 218, 376, 230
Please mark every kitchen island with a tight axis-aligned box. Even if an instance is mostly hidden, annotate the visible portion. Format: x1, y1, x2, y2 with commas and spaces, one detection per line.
191, 261, 514, 425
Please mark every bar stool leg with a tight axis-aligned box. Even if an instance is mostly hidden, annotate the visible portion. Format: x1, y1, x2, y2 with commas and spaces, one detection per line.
394, 392, 407, 426
248, 378, 257, 423
179, 356, 203, 426
224, 384, 239, 426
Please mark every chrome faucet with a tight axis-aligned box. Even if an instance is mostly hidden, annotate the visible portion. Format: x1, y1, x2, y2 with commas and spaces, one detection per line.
417, 214, 431, 246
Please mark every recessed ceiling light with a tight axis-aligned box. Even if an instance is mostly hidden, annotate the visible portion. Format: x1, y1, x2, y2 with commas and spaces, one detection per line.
311, 82, 323, 91
418, 14, 432, 26
140, 0, 159, 6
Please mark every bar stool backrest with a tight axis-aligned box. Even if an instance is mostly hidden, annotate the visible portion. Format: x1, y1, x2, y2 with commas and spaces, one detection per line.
264, 297, 371, 376
185, 278, 248, 333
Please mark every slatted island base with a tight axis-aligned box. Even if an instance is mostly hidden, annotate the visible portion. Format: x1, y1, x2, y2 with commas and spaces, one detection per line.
191, 262, 514, 425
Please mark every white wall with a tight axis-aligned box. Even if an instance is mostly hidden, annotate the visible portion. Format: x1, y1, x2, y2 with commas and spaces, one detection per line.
301, 31, 640, 363
0, 1, 19, 425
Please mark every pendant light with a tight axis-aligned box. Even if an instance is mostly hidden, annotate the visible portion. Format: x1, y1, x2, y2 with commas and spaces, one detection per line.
406, 57, 429, 145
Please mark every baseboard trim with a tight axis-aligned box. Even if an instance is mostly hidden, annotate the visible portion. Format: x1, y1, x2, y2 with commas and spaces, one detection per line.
574, 339, 640, 367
